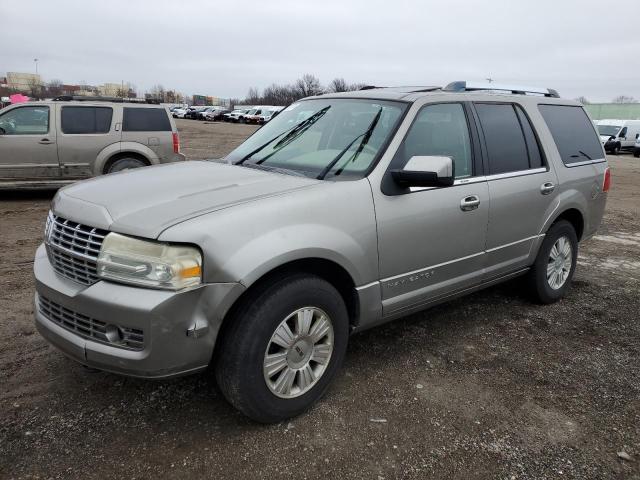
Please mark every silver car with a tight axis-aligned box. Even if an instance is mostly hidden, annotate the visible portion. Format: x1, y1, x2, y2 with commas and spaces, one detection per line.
0, 99, 185, 188
33, 81, 609, 422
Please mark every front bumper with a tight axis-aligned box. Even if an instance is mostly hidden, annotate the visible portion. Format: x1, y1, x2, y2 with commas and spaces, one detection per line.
33, 244, 245, 378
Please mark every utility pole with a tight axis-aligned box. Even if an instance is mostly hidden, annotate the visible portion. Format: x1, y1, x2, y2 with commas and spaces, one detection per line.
34, 58, 39, 75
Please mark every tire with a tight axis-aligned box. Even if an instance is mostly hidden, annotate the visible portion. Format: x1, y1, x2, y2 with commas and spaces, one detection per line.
215, 274, 349, 423
613, 144, 621, 155
527, 220, 578, 304
634, 150, 639, 158
106, 157, 147, 174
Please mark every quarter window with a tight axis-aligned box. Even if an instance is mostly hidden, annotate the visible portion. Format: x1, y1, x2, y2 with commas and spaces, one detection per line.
538, 105, 603, 165
0, 106, 49, 135
475, 103, 530, 175
392, 103, 473, 179
61, 107, 113, 134
123, 108, 171, 132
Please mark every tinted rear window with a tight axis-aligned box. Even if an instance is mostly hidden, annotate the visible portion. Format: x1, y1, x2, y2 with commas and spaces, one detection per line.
61, 107, 112, 134
123, 107, 171, 132
475, 103, 529, 175
538, 105, 603, 164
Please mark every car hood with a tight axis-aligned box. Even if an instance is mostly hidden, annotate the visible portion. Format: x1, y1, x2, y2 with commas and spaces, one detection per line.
53, 161, 320, 238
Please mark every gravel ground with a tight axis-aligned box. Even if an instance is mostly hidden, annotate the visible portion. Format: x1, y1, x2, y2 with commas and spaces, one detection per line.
0, 120, 638, 479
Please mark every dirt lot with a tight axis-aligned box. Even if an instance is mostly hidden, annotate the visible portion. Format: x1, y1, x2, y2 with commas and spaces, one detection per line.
1, 119, 639, 479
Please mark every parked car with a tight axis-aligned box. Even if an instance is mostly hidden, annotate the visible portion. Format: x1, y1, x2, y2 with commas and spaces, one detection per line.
33, 81, 609, 423
224, 108, 251, 123
0, 98, 185, 188
596, 119, 640, 154
205, 108, 231, 121
172, 107, 188, 118
184, 106, 208, 119
256, 107, 283, 124
197, 107, 217, 120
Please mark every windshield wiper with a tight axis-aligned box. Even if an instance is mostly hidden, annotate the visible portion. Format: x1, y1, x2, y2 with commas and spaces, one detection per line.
570, 150, 593, 160
242, 163, 309, 178
316, 107, 383, 180
235, 106, 330, 165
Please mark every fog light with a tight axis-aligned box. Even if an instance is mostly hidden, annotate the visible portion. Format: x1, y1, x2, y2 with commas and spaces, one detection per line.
105, 324, 124, 344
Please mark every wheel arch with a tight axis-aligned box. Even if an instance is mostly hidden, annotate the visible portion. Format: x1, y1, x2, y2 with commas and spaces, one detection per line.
549, 207, 585, 241
213, 257, 361, 360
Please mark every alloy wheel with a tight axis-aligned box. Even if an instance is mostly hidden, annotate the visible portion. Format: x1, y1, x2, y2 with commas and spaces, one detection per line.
547, 235, 572, 290
263, 307, 334, 399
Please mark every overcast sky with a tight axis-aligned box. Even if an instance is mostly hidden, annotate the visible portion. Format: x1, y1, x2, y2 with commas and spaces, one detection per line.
1, 0, 638, 102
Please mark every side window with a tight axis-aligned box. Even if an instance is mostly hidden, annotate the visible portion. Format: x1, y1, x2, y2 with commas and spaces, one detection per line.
538, 105, 604, 165
475, 103, 529, 175
393, 103, 473, 179
0, 106, 49, 135
123, 108, 171, 132
61, 107, 113, 134
515, 105, 544, 169
619, 126, 627, 138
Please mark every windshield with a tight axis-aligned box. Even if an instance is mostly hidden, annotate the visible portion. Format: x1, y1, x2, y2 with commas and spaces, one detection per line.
225, 98, 406, 180
598, 124, 620, 136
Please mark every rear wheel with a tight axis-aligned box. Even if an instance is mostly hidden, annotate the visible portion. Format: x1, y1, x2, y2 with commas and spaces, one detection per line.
106, 157, 147, 174
527, 220, 578, 304
215, 274, 349, 423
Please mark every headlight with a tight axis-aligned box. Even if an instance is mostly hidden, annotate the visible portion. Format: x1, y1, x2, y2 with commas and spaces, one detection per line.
97, 233, 202, 290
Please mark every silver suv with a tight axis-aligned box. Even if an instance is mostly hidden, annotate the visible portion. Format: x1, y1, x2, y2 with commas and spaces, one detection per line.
33, 82, 609, 422
0, 98, 185, 188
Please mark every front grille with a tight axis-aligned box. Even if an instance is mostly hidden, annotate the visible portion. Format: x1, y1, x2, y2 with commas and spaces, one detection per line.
45, 213, 108, 285
38, 295, 145, 351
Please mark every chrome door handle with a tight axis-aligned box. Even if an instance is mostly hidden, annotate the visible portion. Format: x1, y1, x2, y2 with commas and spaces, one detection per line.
460, 195, 480, 211
540, 182, 555, 195
38, 138, 54, 145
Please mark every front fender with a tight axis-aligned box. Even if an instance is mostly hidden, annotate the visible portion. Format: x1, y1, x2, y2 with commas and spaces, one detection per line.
223, 224, 370, 287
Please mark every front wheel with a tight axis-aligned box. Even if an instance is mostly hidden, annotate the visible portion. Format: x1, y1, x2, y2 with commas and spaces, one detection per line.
215, 274, 349, 423
613, 144, 621, 155
527, 220, 578, 304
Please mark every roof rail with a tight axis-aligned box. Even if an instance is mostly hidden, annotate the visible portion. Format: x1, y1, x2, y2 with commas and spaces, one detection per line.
443, 81, 560, 98
52, 95, 159, 104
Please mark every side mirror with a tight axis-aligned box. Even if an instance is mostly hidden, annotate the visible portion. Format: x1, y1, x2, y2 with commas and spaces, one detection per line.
636, 133, 639, 139
391, 155, 455, 188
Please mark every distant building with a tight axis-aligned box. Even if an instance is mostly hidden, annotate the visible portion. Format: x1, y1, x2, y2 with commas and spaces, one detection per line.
99, 83, 122, 97
6, 72, 42, 92
585, 104, 640, 120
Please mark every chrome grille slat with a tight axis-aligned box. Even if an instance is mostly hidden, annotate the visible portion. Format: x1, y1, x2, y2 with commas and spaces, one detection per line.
38, 296, 145, 351
45, 212, 107, 286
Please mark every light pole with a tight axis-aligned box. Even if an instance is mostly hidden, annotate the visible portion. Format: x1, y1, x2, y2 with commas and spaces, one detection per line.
34, 58, 39, 75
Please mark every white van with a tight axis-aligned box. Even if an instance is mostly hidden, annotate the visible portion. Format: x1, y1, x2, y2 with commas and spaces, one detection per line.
596, 119, 640, 154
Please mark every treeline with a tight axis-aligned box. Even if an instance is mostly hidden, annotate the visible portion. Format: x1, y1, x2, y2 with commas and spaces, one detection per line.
235, 74, 367, 106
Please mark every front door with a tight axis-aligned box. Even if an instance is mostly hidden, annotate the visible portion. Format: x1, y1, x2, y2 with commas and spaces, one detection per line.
372, 102, 489, 318
0, 104, 60, 180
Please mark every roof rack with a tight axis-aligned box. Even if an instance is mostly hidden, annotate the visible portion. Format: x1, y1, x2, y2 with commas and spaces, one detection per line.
358, 85, 441, 93
52, 95, 160, 104
443, 81, 560, 98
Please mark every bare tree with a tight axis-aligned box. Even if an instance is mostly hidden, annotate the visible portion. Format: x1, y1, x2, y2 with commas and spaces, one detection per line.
612, 95, 637, 104
27, 77, 42, 99
574, 96, 590, 105
47, 79, 64, 97
246, 87, 261, 103
327, 78, 349, 93
295, 74, 323, 97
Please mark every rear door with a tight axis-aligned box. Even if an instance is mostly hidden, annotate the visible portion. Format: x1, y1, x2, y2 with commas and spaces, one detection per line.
57, 104, 117, 178
473, 102, 558, 279
121, 107, 173, 161
0, 104, 60, 179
